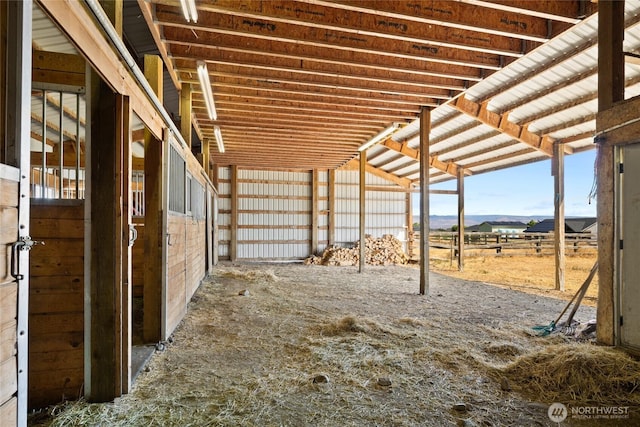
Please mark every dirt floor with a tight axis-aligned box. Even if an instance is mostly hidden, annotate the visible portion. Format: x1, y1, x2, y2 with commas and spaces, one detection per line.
34, 259, 640, 427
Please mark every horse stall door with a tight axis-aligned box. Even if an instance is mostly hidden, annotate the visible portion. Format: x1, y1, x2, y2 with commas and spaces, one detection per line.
0, 167, 21, 426
621, 143, 640, 351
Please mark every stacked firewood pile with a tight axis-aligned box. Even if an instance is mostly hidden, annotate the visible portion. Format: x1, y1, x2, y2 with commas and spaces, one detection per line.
304, 234, 408, 266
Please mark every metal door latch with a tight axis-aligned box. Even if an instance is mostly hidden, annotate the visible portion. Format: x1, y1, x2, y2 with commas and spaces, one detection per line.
11, 236, 44, 280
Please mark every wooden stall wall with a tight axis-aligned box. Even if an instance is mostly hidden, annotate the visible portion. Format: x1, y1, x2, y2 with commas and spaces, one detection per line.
165, 145, 210, 337
28, 201, 84, 409
166, 214, 187, 335
0, 175, 19, 421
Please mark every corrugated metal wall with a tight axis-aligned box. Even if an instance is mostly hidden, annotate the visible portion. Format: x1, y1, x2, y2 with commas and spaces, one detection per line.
335, 170, 408, 248
237, 170, 311, 259
216, 167, 408, 260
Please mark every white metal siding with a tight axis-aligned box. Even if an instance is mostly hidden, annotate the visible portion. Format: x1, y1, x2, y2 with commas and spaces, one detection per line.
237, 170, 311, 259
335, 170, 407, 247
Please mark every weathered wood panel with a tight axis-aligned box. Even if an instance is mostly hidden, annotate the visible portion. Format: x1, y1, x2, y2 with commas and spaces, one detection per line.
0, 176, 18, 419
186, 219, 206, 300
166, 215, 186, 335
0, 397, 17, 425
0, 356, 17, 406
29, 202, 84, 409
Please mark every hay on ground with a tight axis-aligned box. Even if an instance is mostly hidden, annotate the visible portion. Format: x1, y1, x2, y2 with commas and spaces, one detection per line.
495, 343, 640, 406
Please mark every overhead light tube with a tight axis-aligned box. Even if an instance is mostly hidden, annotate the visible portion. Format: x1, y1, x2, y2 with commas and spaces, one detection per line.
358, 123, 399, 151
179, 0, 198, 23
197, 61, 217, 120
214, 126, 225, 153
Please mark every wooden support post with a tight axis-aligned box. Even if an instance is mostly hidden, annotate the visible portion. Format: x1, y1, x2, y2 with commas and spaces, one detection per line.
117, 95, 132, 394
457, 167, 465, 272
202, 138, 210, 176
328, 169, 336, 247
597, 0, 625, 346
553, 142, 565, 291
179, 82, 192, 150
212, 165, 219, 265
230, 165, 238, 262
311, 169, 319, 255
143, 55, 164, 344
406, 191, 413, 258
88, 80, 122, 402
359, 151, 366, 273
419, 107, 431, 295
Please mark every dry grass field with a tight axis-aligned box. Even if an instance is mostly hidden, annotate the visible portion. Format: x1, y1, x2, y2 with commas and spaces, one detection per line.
428, 248, 599, 306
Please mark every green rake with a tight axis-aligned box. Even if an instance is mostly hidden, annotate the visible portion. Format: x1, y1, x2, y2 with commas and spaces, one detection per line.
532, 261, 598, 336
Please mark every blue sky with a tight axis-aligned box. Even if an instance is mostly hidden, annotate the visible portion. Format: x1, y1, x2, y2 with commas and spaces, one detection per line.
418, 149, 598, 219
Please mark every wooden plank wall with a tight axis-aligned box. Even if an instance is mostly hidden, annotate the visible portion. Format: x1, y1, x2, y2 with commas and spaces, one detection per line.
166, 214, 186, 335
0, 177, 18, 422
29, 201, 84, 409
186, 218, 206, 299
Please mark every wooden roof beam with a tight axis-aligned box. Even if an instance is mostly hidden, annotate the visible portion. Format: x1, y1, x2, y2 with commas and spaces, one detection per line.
381, 137, 470, 177
170, 49, 469, 91
137, 0, 180, 91
340, 158, 413, 188
304, 0, 570, 42
452, 95, 558, 156
164, 0, 526, 58
458, 1, 595, 24
156, 8, 503, 71
163, 33, 485, 82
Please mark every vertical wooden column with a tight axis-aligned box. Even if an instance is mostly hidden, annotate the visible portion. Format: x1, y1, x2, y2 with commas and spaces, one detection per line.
88, 81, 122, 403
405, 191, 413, 258
457, 167, 465, 272
328, 169, 336, 247
359, 151, 366, 273
419, 108, 431, 295
230, 165, 238, 262
597, 0, 625, 346
553, 143, 565, 291
116, 95, 132, 394
179, 83, 192, 150
87, 0, 126, 403
212, 165, 219, 265
143, 55, 164, 344
311, 169, 319, 255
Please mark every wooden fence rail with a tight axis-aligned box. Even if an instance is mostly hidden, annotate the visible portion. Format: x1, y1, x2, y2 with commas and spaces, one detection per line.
409, 231, 597, 258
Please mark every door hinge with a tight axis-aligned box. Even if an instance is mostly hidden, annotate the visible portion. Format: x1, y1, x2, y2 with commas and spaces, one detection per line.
620, 316, 624, 326
619, 163, 624, 174
620, 239, 624, 250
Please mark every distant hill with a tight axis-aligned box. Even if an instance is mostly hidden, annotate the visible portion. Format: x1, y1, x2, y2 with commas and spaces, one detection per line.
414, 215, 549, 231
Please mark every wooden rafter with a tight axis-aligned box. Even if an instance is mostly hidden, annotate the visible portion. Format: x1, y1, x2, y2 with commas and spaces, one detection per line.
340, 158, 412, 188
304, 0, 574, 42
381, 137, 470, 177
451, 95, 557, 156
156, 7, 503, 71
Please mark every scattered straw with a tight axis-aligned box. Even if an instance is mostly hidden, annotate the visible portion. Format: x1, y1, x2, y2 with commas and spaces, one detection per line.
494, 343, 640, 406
215, 267, 279, 282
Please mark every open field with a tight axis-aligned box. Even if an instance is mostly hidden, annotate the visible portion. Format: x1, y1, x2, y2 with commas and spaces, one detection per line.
428, 248, 599, 306
33, 261, 640, 427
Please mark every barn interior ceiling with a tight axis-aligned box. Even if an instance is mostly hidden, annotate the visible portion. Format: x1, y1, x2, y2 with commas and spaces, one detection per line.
33, 1, 640, 186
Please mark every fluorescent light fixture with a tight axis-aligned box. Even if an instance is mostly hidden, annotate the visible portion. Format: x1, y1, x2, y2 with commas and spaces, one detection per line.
214, 126, 225, 153
179, 0, 198, 23
358, 123, 399, 151
197, 61, 217, 120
